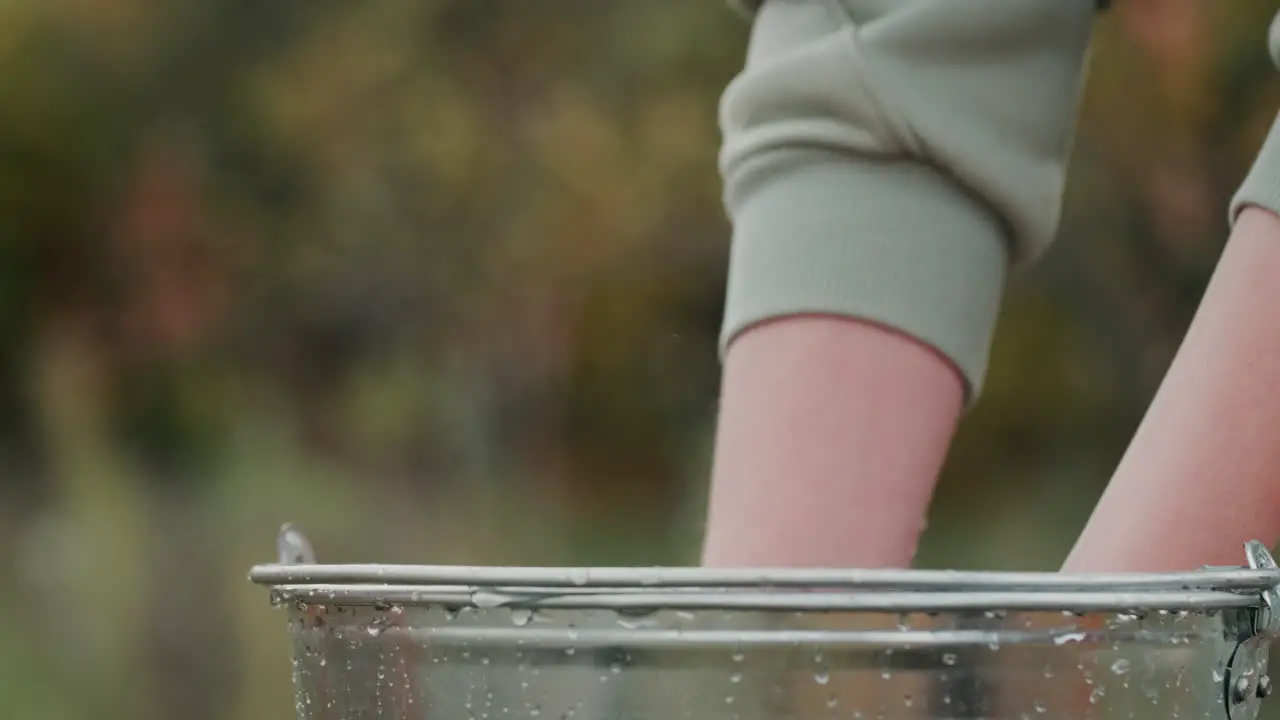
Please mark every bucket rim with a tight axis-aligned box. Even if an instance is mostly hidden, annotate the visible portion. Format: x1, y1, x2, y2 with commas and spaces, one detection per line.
250, 525, 1280, 615
259, 583, 1265, 613
250, 563, 1280, 593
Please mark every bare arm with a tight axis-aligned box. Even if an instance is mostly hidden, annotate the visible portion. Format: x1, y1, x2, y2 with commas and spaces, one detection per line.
1066, 21, 1280, 570
1064, 206, 1280, 572
701, 316, 962, 568
700, 0, 1094, 568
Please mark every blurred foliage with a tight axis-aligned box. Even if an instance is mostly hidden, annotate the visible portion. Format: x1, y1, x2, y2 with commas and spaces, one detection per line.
1, 0, 1279, 717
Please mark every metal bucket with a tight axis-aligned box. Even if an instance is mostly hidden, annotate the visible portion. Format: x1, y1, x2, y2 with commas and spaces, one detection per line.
251, 525, 1280, 720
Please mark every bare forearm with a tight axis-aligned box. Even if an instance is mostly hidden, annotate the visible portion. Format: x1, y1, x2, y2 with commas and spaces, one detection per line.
701, 316, 962, 568
1064, 207, 1280, 572
703, 0, 1092, 568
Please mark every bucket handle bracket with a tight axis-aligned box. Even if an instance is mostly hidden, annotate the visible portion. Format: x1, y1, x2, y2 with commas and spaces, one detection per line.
1223, 541, 1280, 720
278, 523, 317, 565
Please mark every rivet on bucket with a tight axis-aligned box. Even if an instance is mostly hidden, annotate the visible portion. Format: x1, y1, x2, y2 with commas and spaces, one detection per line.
1221, 541, 1280, 720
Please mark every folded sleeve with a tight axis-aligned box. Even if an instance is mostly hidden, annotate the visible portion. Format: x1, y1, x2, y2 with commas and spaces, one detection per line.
1229, 12, 1280, 226
718, 0, 1096, 401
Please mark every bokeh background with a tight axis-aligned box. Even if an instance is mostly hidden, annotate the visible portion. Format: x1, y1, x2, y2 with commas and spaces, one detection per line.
2, 0, 1280, 718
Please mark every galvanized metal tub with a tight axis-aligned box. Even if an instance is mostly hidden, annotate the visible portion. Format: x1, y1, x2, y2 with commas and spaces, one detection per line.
251, 525, 1280, 720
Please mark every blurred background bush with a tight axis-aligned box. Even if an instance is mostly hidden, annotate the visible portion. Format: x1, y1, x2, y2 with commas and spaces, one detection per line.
1, 0, 1278, 717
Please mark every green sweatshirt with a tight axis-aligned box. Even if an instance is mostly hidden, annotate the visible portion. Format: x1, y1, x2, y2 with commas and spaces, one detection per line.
719, 0, 1280, 402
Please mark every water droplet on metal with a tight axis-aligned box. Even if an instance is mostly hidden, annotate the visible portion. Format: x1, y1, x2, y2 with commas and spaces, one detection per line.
511, 608, 534, 626
472, 591, 508, 608
1111, 658, 1131, 676
1233, 676, 1253, 704
617, 613, 656, 630
814, 671, 830, 685
942, 653, 958, 666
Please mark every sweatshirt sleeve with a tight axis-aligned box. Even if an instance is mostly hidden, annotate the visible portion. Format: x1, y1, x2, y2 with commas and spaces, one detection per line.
718, 0, 1096, 401
1229, 13, 1280, 225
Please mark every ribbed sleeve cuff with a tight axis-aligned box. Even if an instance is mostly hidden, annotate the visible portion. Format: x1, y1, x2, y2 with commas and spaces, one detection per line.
720, 149, 1009, 402
1231, 114, 1280, 226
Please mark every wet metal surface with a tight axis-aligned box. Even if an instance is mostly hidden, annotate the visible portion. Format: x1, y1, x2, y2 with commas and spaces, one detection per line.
252, 526, 1280, 720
